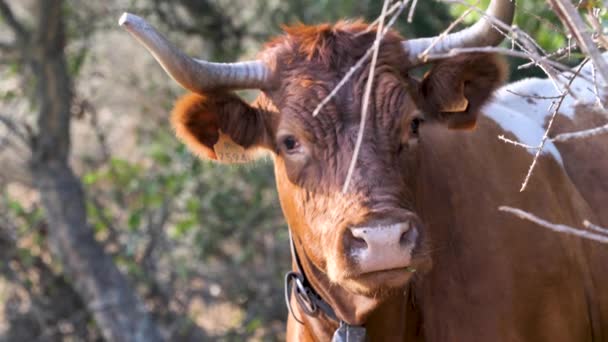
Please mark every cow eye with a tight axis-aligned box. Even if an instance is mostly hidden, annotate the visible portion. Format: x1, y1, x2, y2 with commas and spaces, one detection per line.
410, 117, 423, 136
281, 135, 300, 153
399, 117, 423, 153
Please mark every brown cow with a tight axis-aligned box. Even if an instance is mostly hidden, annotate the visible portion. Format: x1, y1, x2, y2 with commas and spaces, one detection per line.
120, 1, 608, 340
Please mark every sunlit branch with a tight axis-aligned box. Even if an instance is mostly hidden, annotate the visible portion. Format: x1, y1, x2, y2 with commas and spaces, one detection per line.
519, 59, 589, 192
343, 0, 391, 193
500, 206, 608, 244
548, 0, 608, 83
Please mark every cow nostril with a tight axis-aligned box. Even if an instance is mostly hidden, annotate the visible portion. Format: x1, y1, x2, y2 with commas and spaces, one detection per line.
400, 231, 408, 244
353, 235, 367, 249
346, 229, 368, 250
400, 226, 417, 245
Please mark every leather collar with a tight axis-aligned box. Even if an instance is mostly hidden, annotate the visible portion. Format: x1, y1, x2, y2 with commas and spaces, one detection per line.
284, 229, 367, 341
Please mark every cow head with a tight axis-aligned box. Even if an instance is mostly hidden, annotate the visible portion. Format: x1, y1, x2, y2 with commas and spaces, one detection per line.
120, 0, 512, 319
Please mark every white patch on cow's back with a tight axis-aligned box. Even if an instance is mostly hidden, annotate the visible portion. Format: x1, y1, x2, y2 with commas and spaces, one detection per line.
483, 101, 563, 164
482, 52, 608, 163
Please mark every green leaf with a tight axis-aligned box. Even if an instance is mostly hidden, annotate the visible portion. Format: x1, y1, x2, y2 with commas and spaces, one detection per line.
128, 211, 142, 231
7, 200, 24, 216
172, 218, 197, 238
83, 172, 99, 185
246, 318, 262, 332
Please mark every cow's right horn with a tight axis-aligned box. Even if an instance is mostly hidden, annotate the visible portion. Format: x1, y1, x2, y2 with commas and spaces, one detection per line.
402, 0, 515, 63
119, 13, 274, 93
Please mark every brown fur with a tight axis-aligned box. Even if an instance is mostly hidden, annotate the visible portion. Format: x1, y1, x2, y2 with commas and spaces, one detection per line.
168, 21, 608, 341
551, 104, 608, 227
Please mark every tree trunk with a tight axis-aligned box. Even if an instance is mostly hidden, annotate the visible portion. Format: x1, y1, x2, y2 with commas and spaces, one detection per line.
27, 1, 163, 341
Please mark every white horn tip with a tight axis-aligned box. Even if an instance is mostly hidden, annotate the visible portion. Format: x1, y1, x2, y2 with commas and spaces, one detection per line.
119, 12, 135, 27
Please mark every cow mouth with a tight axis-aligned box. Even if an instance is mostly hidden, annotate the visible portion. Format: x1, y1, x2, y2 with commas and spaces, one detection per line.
358, 266, 414, 282
359, 266, 415, 278
343, 266, 415, 295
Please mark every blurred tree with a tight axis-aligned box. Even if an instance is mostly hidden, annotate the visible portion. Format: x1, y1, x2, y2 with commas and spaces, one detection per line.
147, 0, 453, 61
146, 0, 602, 80
0, 1, 163, 341
0, 200, 101, 341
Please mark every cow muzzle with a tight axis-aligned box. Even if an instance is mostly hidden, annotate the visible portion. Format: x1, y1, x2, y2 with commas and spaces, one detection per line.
345, 219, 419, 275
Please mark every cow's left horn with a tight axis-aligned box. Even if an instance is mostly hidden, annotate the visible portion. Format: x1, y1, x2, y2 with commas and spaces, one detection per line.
119, 13, 274, 92
402, 0, 515, 63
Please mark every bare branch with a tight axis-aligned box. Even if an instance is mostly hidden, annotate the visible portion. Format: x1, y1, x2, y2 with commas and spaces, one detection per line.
0, 0, 28, 39
343, 0, 391, 193
439, 0, 576, 93
419, 5, 478, 60
499, 74, 608, 149
407, 0, 418, 23
591, 63, 606, 110
505, 89, 563, 100
584, 220, 608, 235
517, 43, 577, 70
499, 206, 608, 244
364, 0, 410, 33
548, 0, 608, 83
551, 123, 608, 142
312, 0, 410, 117
585, 8, 608, 50
426, 47, 574, 74
519, 59, 589, 192
498, 135, 540, 150
426, 44, 590, 97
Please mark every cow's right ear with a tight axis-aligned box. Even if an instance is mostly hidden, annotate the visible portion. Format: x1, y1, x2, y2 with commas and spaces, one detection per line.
413, 53, 508, 130
171, 93, 274, 163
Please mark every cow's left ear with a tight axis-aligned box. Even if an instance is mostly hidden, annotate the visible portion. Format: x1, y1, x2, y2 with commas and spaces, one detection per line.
171, 92, 275, 163
415, 53, 508, 129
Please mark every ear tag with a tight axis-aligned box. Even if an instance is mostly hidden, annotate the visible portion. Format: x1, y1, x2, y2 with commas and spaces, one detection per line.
440, 96, 469, 113
440, 80, 469, 113
213, 130, 251, 163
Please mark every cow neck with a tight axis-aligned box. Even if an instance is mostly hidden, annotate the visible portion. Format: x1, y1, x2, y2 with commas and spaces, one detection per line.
285, 230, 413, 341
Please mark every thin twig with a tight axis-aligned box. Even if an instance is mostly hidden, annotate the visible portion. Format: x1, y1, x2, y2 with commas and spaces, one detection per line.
510, 24, 549, 58
517, 43, 577, 70
342, 0, 390, 193
591, 63, 606, 110
364, 0, 409, 33
441, 0, 572, 92
584, 220, 608, 235
551, 123, 608, 142
426, 46, 572, 73
548, 0, 608, 83
407, 0, 418, 23
505, 89, 563, 100
498, 135, 540, 149
519, 59, 589, 192
419, 6, 477, 59
499, 206, 608, 244
312, 0, 409, 117
585, 9, 608, 50
495, 98, 608, 146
